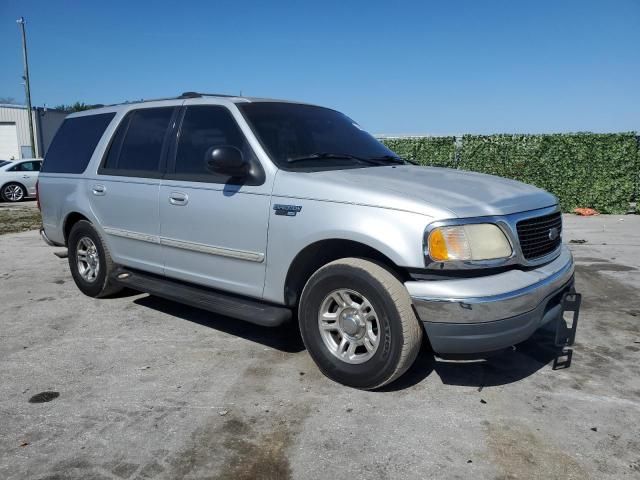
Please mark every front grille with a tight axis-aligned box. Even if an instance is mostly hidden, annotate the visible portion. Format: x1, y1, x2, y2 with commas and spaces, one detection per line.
516, 211, 562, 260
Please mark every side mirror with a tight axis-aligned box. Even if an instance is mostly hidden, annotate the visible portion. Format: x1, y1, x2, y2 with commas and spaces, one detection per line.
205, 146, 249, 177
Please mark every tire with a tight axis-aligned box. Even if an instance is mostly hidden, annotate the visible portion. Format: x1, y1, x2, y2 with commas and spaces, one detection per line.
67, 220, 122, 298
1, 182, 26, 202
298, 258, 422, 390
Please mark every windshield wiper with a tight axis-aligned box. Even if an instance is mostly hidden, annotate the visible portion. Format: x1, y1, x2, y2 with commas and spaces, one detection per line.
287, 153, 367, 164
366, 155, 410, 165
287, 152, 410, 165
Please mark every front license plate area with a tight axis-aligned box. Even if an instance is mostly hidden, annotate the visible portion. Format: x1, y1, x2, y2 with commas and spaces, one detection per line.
552, 291, 581, 370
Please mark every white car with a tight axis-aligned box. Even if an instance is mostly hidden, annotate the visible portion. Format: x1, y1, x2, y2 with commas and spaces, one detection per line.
0, 158, 42, 202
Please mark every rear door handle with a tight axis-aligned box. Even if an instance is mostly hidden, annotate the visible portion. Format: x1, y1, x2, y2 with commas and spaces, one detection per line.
22, 175, 30, 179
92, 184, 106, 196
169, 192, 188, 206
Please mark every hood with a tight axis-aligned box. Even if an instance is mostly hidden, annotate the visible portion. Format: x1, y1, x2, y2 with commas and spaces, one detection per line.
273, 165, 558, 219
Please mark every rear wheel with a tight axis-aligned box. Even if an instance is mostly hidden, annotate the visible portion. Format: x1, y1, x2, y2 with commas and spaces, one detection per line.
1, 183, 26, 202
298, 258, 422, 390
67, 220, 122, 298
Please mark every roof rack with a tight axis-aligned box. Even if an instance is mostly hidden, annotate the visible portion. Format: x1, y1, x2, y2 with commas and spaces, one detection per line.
103, 92, 241, 108
178, 92, 238, 99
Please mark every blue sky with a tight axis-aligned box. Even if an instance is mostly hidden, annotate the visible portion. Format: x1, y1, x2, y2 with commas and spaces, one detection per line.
1, 0, 638, 135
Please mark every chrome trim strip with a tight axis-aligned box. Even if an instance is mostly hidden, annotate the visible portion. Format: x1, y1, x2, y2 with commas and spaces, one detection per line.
159, 237, 264, 263
103, 226, 160, 244
102, 227, 264, 263
423, 204, 562, 270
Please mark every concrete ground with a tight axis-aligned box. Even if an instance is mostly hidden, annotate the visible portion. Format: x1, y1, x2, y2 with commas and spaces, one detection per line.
1, 215, 639, 480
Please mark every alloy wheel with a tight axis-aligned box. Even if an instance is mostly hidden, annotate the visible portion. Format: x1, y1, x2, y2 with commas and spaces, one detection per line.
76, 236, 100, 283
318, 288, 380, 364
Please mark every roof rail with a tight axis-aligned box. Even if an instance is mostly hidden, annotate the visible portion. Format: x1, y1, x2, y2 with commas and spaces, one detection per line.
103, 92, 241, 108
179, 91, 238, 99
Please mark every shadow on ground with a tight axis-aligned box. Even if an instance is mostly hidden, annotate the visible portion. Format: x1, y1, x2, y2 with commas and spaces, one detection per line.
133, 294, 567, 391
431, 323, 566, 390
134, 295, 306, 353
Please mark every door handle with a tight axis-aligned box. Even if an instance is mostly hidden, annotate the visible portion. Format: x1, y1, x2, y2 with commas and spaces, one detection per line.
169, 192, 188, 206
22, 175, 30, 179
92, 184, 106, 196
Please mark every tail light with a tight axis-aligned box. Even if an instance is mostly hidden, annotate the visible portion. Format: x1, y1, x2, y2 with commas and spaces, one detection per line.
35, 180, 41, 210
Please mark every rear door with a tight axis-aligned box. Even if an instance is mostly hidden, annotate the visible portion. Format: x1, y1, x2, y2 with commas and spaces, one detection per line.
91, 106, 178, 274
159, 103, 271, 299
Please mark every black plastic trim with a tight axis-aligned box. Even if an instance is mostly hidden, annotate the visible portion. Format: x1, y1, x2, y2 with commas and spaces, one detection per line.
111, 268, 291, 327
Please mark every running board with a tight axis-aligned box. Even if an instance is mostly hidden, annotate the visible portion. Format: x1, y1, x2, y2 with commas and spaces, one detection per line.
111, 268, 291, 327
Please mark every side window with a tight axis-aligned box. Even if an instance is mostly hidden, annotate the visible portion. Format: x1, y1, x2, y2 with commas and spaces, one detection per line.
15, 161, 40, 172
173, 106, 256, 178
42, 113, 116, 174
101, 107, 175, 176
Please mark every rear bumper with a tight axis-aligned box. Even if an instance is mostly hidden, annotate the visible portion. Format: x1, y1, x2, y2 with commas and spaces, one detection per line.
40, 227, 63, 247
405, 245, 575, 354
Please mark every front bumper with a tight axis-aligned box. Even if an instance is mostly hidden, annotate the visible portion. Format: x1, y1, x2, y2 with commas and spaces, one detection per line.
406, 245, 575, 354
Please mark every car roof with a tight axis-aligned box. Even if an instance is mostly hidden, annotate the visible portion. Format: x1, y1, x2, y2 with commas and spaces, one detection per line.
66, 92, 320, 118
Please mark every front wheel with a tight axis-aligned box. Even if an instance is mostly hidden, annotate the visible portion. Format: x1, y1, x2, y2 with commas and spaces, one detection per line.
298, 258, 423, 390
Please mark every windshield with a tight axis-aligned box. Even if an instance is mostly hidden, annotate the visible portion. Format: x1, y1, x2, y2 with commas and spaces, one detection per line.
238, 102, 400, 170
0, 160, 11, 168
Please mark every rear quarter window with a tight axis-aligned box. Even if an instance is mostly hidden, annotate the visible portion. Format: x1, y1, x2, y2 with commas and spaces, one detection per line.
42, 113, 116, 174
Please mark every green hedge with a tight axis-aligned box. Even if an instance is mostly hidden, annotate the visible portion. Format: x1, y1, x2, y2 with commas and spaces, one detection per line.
381, 133, 639, 214
381, 136, 457, 168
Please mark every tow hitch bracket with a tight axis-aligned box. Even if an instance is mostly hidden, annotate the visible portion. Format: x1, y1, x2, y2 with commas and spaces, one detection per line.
552, 291, 581, 370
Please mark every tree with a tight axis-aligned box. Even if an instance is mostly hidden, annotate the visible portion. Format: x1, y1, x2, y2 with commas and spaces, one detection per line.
0, 97, 21, 105
54, 102, 102, 112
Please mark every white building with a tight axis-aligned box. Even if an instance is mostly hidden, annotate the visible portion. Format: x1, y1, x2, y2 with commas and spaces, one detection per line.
0, 104, 67, 159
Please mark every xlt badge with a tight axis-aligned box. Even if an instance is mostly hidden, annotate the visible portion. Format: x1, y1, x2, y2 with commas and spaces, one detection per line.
273, 204, 302, 216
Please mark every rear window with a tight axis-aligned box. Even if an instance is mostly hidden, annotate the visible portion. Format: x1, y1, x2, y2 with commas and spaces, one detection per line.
41, 113, 115, 174
101, 107, 175, 177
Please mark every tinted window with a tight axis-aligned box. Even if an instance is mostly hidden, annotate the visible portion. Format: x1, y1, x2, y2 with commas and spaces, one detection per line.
10, 161, 41, 172
42, 113, 115, 173
239, 103, 396, 170
174, 106, 256, 176
103, 107, 174, 174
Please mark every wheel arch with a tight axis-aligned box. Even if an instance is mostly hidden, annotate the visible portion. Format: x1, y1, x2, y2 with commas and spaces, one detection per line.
63, 212, 91, 245
283, 238, 410, 308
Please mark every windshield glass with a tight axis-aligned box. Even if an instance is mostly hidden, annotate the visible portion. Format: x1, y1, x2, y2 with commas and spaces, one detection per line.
238, 102, 399, 170
0, 160, 11, 168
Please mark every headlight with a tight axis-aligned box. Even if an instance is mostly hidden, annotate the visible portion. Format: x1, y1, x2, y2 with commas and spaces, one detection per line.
427, 224, 512, 262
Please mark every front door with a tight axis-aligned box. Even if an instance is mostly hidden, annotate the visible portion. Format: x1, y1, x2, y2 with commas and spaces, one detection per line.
159, 104, 271, 299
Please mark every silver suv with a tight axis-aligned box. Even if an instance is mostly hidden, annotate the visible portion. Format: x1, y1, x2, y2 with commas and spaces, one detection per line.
39, 93, 579, 389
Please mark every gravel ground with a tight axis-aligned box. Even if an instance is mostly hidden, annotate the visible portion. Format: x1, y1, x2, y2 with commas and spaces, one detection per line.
0, 215, 639, 480
0, 200, 41, 235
